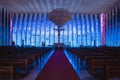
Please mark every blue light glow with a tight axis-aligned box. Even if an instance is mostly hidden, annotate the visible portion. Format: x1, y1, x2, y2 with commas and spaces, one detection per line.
12, 13, 101, 47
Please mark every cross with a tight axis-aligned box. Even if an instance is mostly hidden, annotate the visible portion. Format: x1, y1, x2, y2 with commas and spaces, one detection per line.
53, 28, 65, 43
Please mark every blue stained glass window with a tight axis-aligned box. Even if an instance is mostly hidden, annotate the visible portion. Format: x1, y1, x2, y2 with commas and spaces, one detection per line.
12, 13, 102, 47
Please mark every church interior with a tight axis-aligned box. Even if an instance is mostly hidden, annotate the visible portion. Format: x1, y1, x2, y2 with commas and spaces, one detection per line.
0, 0, 120, 80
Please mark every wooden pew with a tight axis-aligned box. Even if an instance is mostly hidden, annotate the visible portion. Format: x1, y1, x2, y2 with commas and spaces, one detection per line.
91, 58, 120, 80
0, 66, 15, 80
0, 58, 28, 80
0, 47, 52, 80
105, 66, 120, 79
77, 51, 103, 61
105, 62, 120, 80
85, 56, 120, 66
0, 59, 28, 68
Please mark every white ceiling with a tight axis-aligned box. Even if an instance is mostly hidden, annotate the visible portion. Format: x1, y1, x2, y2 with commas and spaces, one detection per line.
0, 0, 120, 14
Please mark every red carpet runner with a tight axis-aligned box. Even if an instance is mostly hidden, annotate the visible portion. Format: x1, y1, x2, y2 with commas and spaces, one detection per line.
35, 50, 80, 80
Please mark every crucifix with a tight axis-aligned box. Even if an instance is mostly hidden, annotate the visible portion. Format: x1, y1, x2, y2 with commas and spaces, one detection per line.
54, 28, 65, 43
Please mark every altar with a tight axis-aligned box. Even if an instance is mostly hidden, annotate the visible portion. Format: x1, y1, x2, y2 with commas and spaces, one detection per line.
54, 43, 64, 50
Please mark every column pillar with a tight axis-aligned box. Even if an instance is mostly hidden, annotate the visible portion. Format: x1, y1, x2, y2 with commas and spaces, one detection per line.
100, 13, 107, 46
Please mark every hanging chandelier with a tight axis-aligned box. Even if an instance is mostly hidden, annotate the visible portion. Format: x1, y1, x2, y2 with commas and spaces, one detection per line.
48, 8, 73, 28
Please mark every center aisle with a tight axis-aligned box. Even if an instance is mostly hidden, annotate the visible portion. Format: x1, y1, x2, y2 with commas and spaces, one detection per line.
35, 50, 80, 80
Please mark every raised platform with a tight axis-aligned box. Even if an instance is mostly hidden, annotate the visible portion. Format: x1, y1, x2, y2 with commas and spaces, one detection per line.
54, 43, 64, 50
